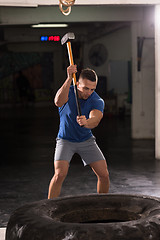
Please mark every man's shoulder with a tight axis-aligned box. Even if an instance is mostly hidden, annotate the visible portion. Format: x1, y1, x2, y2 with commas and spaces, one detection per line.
90, 92, 105, 112
91, 91, 104, 103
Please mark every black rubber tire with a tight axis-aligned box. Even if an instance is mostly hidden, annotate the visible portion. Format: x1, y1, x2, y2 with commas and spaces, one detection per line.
6, 194, 160, 240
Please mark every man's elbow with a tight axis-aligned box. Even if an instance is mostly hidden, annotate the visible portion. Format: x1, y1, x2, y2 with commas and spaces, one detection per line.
88, 119, 101, 129
94, 120, 100, 128
94, 117, 102, 128
54, 99, 62, 107
54, 97, 67, 107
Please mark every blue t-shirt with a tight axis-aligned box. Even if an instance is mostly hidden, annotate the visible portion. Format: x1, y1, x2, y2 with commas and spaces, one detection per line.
57, 85, 104, 142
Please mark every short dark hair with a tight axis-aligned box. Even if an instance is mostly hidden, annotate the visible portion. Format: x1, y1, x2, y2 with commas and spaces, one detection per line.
79, 68, 98, 82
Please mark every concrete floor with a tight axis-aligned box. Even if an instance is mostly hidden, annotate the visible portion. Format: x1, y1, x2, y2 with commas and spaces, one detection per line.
0, 105, 159, 228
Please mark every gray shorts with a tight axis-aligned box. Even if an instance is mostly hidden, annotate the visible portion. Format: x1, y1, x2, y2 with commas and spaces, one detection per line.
54, 136, 105, 166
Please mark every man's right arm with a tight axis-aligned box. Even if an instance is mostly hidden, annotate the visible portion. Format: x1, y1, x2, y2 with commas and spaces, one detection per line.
54, 65, 77, 107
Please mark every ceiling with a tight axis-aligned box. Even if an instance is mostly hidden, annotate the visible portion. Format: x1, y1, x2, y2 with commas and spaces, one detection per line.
0, 0, 160, 7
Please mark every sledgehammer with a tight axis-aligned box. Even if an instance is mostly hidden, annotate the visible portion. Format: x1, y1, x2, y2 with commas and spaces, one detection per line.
61, 32, 82, 116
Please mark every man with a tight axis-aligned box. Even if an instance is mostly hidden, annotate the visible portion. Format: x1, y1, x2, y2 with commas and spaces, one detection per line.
48, 65, 109, 199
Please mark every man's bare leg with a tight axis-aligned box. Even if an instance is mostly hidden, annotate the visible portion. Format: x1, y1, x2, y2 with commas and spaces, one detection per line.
48, 160, 69, 199
90, 160, 110, 193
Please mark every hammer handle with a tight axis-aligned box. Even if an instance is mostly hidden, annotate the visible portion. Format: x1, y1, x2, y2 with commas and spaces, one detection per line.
66, 42, 76, 85
66, 41, 82, 116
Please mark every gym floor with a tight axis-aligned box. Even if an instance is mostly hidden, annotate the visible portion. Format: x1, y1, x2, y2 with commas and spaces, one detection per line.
0, 105, 159, 227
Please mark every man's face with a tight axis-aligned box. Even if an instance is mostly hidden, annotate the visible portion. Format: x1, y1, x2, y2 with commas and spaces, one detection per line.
77, 78, 97, 100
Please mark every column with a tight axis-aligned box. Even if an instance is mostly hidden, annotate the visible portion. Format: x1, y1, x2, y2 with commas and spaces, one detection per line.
155, 5, 160, 159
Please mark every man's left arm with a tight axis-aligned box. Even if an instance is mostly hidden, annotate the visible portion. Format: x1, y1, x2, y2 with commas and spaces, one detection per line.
76, 109, 103, 129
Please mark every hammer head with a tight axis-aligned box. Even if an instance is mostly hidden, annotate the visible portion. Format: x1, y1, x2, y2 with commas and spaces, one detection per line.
61, 32, 75, 45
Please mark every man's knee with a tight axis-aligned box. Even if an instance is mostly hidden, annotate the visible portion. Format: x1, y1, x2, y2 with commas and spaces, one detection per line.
98, 170, 109, 182
53, 171, 67, 183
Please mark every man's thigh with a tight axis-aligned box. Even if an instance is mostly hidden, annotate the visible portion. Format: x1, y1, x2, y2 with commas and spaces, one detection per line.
77, 137, 105, 166
90, 160, 109, 178
54, 138, 75, 163
54, 160, 69, 176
